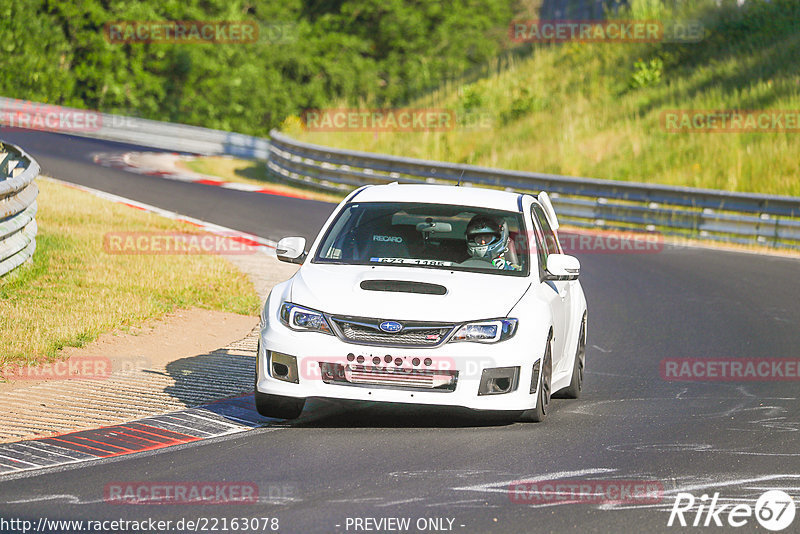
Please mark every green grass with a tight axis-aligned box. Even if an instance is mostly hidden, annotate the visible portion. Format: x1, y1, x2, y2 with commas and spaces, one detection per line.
284, 0, 800, 196
0, 179, 259, 366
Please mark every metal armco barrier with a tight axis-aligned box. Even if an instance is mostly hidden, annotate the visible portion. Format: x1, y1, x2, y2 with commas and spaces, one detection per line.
0, 97, 270, 159
0, 141, 39, 277
2, 94, 797, 250
268, 130, 800, 249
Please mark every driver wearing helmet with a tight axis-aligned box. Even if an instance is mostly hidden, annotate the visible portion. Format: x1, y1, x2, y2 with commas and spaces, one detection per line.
465, 215, 520, 270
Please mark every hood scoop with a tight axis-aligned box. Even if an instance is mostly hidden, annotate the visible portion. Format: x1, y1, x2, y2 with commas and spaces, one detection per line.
359, 279, 447, 295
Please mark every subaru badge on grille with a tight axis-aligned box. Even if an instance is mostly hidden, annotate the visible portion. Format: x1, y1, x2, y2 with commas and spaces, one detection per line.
379, 321, 403, 333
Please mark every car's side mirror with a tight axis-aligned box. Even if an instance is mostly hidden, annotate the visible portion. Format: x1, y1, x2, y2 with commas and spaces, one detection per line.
276, 236, 307, 264
545, 253, 580, 280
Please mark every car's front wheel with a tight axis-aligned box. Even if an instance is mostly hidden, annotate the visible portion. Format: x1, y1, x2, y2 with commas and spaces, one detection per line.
555, 314, 586, 400
520, 335, 552, 423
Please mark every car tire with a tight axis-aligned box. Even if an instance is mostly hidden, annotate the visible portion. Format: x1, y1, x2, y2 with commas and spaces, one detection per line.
554, 314, 586, 400
254, 341, 305, 419
520, 335, 552, 423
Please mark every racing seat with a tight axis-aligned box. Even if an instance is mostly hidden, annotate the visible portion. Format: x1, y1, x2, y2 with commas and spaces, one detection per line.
356, 218, 412, 260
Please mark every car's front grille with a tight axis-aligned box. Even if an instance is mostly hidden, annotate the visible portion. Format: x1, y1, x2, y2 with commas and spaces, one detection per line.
329, 316, 454, 347
340, 323, 451, 346
320, 363, 458, 391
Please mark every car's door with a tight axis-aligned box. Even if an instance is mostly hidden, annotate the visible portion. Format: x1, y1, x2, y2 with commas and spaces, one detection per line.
531, 203, 570, 373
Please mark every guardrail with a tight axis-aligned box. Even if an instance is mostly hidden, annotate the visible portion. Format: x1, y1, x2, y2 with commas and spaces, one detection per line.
2, 95, 798, 250
268, 130, 800, 250
0, 97, 270, 159
0, 141, 39, 277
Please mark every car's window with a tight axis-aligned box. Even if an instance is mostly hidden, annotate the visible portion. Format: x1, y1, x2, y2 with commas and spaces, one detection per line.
529, 204, 548, 274
532, 203, 561, 256
314, 202, 529, 276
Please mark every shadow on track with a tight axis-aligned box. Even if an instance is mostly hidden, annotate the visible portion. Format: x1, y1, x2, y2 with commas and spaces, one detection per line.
291, 398, 522, 429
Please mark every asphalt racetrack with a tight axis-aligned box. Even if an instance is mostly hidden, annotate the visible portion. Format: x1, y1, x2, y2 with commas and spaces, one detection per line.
1, 128, 799, 533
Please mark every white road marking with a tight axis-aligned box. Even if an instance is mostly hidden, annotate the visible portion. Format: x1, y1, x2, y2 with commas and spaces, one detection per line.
376, 497, 425, 507
0, 453, 39, 467
182, 411, 245, 431
2, 494, 102, 505
15, 443, 82, 460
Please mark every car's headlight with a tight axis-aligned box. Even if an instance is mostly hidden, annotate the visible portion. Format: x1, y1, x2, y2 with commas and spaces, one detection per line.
280, 303, 333, 334
449, 319, 518, 343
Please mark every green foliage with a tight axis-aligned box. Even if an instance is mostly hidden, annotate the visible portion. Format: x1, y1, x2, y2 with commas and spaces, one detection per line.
629, 57, 663, 89
499, 83, 547, 125
0, 0, 513, 135
291, 0, 800, 196
458, 84, 486, 113
627, 0, 667, 19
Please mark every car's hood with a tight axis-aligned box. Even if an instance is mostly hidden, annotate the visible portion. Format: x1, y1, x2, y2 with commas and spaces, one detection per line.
288, 263, 530, 322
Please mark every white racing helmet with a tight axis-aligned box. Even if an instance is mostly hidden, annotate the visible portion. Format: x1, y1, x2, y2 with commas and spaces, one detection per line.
466, 215, 508, 260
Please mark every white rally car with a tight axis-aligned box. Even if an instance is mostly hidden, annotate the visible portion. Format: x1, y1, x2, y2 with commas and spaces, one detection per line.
256, 184, 587, 422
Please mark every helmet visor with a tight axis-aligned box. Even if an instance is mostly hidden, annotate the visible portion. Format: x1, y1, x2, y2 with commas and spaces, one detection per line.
470, 233, 497, 246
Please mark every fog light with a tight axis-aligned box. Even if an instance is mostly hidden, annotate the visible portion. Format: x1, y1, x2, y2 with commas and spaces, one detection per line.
269, 352, 299, 383
478, 367, 520, 396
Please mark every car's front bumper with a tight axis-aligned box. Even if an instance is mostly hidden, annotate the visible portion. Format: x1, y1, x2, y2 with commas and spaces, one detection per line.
256, 322, 546, 412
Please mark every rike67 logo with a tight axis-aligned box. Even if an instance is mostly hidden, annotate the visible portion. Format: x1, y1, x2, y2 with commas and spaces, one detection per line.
668, 490, 795, 531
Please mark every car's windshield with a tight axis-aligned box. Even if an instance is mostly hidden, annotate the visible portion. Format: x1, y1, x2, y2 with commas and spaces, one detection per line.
314, 202, 530, 276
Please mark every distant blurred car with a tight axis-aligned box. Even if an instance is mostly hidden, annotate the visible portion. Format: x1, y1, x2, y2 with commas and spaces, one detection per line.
256, 184, 587, 422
